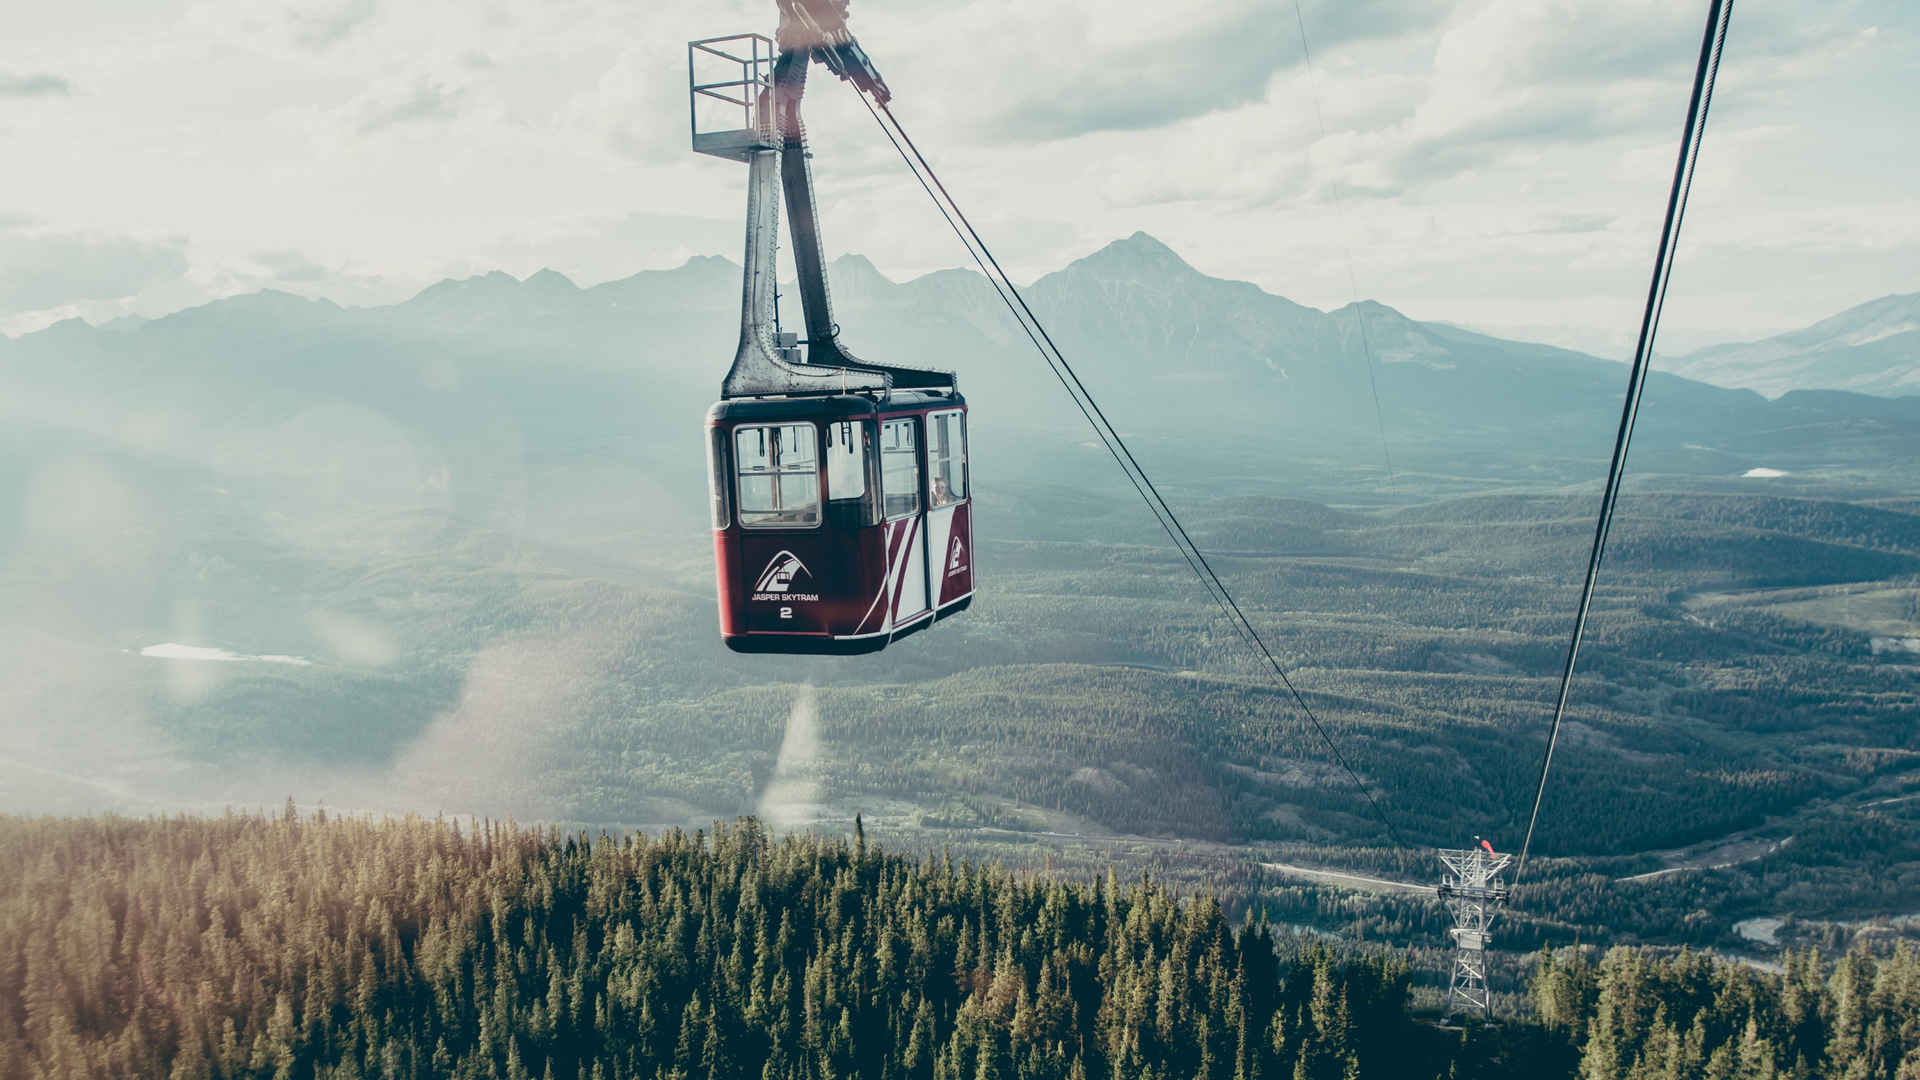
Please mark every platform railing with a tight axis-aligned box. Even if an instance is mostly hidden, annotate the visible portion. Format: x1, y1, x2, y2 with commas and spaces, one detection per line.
689, 33, 778, 162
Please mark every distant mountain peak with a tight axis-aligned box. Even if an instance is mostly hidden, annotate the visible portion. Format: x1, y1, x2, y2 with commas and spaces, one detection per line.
1668, 288, 1920, 399
1334, 298, 1403, 322
1075, 231, 1196, 276
407, 270, 524, 305
830, 252, 892, 286
180, 289, 342, 319
1788, 290, 1920, 348
524, 268, 577, 292
38, 316, 93, 338
585, 255, 741, 308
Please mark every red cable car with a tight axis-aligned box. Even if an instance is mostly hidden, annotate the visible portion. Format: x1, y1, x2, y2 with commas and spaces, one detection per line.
707, 394, 973, 654
692, 11, 973, 654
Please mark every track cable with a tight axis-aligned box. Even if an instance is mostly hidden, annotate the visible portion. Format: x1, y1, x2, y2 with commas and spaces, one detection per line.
849, 88, 1413, 851
1514, 0, 1736, 880
1288, 0, 1398, 494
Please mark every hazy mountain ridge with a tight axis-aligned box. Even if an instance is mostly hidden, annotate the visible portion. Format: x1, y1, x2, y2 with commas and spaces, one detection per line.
3, 232, 1918, 946
1667, 290, 1920, 399
0, 233, 1877, 394
4, 234, 1917, 522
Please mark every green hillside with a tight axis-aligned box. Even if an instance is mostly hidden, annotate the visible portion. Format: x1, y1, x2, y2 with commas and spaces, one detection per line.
4, 239, 1919, 991
6, 812, 1919, 1080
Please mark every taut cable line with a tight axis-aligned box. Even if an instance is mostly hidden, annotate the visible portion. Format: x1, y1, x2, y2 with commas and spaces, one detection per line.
853, 89, 1413, 851
1515, 0, 1736, 881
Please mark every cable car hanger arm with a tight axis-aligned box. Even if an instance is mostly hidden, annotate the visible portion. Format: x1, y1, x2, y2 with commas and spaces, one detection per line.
719, 115, 883, 400
772, 0, 951, 392
775, 0, 890, 103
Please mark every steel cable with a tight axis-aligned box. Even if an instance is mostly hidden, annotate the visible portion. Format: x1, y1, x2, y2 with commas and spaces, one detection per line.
850, 88, 1413, 851
1289, 0, 1398, 494
1515, 0, 1736, 880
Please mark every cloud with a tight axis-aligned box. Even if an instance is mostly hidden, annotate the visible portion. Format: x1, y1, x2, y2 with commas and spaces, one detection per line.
1098, 0, 1854, 216
252, 249, 333, 283
563, 46, 688, 165
288, 0, 377, 50
1354, 0, 1853, 195
352, 76, 461, 134
1527, 212, 1614, 235
969, 0, 1446, 141
0, 226, 190, 313
992, 5, 1291, 140
0, 0, 1910, 344
1354, 1, 1697, 188
0, 72, 71, 98
476, 211, 737, 285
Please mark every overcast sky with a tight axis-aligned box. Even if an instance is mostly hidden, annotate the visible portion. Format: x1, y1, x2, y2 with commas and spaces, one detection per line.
2, 0, 1914, 354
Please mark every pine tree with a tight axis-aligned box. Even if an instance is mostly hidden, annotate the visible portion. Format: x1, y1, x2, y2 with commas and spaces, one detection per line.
16, 812, 1920, 1080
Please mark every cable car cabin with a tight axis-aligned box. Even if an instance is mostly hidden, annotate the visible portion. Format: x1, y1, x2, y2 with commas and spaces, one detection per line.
707, 391, 972, 653
690, 22, 970, 653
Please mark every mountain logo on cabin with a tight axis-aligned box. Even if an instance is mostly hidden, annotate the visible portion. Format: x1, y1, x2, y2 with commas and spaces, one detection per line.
947, 536, 967, 577
754, 551, 813, 596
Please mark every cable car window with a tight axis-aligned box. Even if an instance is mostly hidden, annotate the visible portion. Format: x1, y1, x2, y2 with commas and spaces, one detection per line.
825, 419, 878, 527
706, 427, 730, 529
928, 410, 967, 506
734, 423, 820, 528
880, 418, 920, 520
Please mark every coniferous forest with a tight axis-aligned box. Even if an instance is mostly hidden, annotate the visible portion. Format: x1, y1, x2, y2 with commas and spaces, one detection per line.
3, 812, 1918, 1080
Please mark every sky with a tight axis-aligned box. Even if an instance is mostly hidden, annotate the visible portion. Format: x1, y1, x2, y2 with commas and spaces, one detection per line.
1, 0, 1915, 355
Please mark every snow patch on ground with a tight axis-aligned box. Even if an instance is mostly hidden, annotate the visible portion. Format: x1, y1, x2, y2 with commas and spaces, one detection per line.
139, 643, 311, 665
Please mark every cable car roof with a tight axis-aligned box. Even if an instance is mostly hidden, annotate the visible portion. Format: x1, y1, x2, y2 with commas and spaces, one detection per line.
707, 389, 963, 424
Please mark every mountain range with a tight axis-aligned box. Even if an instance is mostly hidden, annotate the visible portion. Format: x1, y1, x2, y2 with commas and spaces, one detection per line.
4, 231, 1919, 861
1665, 291, 1920, 399
3, 232, 1917, 518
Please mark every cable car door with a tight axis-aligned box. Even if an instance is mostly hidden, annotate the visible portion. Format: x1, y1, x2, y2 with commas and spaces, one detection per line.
880, 418, 929, 627
733, 422, 833, 637
924, 409, 971, 609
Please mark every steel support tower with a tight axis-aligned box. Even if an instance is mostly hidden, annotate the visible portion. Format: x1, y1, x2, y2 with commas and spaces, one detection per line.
1436, 845, 1512, 1018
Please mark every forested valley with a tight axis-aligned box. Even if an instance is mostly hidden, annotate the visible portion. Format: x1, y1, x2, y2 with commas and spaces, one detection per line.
5, 240, 1920, 1077
5, 812, 1919, 1080
6, 474, 1918, 1041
